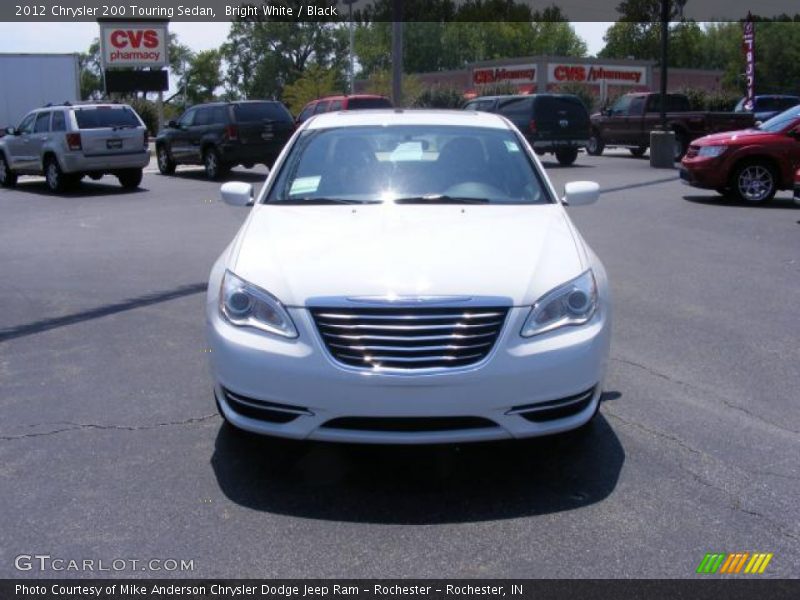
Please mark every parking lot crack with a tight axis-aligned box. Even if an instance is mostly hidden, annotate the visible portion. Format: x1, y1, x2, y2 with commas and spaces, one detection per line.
611, 355, 799, 435
0, 414, 218, 442
605, 408, 800, 543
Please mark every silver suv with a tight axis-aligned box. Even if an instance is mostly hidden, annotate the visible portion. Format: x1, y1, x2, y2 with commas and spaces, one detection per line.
0, 103, 149, 192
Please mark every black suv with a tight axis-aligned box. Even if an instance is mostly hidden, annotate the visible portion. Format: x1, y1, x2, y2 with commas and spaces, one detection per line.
463, 94, 590, 165
156, 101, 294, 179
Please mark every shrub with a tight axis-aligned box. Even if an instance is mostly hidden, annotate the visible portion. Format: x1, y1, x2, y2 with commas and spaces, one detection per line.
412, 88, 465, 109
476, 81, 518, 97
557, 82, 597, 112
128, 98, 159, 134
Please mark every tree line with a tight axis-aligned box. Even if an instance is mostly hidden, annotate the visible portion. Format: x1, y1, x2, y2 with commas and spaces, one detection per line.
78, 0, 800, 116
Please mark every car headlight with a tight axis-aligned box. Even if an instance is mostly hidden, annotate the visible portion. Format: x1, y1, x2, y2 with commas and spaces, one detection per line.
521, 270, 598, 337
219, 270, 298, 338
697, 145, 727, 158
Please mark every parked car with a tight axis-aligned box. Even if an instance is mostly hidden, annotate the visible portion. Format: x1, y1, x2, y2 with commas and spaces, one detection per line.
735, 95, 800, 123
463, 94, 590, 165
680, 105, 800, 203
588, 92, 756, 160
295, 94, 393, 125
207, 109, 611, 443
0, 102, 148, 192
155, 100, 294, 180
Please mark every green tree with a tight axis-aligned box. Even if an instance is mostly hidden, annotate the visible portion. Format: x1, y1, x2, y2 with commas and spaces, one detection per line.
281, 65, 339, 114
355, 5, 586, 77
185, 49, 222, 104
221, 11, 347, 100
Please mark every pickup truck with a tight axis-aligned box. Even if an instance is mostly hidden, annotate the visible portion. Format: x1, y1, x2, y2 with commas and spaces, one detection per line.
588, 92, 755, 160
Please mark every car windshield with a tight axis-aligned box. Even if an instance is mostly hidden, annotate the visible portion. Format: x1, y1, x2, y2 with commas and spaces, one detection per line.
757, 107, 800, 132
74, 107, 140, 129
266, 125, 551, 205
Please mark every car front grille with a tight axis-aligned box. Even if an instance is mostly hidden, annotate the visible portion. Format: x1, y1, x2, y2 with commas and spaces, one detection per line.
310, 306, 508, 371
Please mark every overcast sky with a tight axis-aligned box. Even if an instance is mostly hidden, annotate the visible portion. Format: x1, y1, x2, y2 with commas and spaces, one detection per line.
0, 22, 611, 57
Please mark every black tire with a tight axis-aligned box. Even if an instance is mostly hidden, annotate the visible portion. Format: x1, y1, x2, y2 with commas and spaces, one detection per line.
630, 146, 647, 158
156, 144, 176, 175
118, 169, 143, 189
730, 160, 777, 204
203, 147, 229, 180
44, 157, 67, 193
242, 162, 254, 169
672, 132, 688, 161
555, 147, 579, 166
586, 132, 604, 156
0, 153, 17, 187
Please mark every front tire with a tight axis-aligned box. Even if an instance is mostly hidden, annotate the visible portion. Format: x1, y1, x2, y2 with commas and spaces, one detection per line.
731, 161, 777, 204
586, 133, 604, 156
156, 145, 176, 175
630, 146, 647, 158
0, 153, 17, 187
118, 169, 143, 189
555, 147, 579, 166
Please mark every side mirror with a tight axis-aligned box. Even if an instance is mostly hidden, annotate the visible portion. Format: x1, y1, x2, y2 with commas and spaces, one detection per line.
4, 127, 17, 136
563, 181, 600, 206
220, 181, 254, 206
167, 120, 178, 129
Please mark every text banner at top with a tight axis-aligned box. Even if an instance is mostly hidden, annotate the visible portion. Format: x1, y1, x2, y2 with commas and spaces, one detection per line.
3, 0, 800, 22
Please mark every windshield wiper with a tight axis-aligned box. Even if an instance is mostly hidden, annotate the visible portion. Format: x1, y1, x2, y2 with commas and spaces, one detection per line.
273, 197, 380, 205
393, 194, 491, 205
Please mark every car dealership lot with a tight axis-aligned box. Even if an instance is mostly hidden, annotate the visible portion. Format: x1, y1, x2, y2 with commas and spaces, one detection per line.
1, 152, 798, 578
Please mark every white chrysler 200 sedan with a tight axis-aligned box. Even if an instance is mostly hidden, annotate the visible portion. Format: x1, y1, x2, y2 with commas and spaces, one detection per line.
207, 110, 611, 444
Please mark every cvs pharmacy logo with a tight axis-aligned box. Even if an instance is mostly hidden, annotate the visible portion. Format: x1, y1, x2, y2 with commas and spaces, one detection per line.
109, 29, 160, 49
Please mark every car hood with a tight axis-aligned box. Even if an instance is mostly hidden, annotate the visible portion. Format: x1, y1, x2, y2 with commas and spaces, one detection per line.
231, 204, 584, 307
695, 127, 775, 146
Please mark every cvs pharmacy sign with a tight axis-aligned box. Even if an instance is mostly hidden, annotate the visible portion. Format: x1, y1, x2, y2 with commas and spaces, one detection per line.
100, 22, 168, 68
547, 63, 646, 86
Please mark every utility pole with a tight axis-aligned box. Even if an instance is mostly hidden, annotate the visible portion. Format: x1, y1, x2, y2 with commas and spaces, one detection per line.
659, 0, 669, 131
391, 0, 402, 106
343, 0, 357, 94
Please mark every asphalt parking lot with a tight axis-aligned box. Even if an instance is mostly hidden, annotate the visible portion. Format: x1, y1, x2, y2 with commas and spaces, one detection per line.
1, 150, 798, 578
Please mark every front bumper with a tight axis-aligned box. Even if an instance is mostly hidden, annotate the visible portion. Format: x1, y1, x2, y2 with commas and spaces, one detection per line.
207, 305, 611, 444
679, 158, 726, 189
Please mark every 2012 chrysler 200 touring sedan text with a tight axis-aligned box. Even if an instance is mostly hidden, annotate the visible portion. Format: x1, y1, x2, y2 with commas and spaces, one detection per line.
206, 110, 611, 444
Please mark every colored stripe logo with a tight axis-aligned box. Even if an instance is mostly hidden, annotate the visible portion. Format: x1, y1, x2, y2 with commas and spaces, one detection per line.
697, 552, 773, 574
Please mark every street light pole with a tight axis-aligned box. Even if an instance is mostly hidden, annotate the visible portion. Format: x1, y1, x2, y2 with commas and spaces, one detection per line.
391, 0, 403, 106
343, 0, 357, 94
659, 0, 669, 131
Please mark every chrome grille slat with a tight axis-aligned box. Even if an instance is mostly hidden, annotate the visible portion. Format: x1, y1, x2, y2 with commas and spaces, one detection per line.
316, 320, 504, 331
323, 331, 497, 342
311, 306, 508, 371
328, 342, 493, 352
338, 352, 485, 363
314, 311, 505, 321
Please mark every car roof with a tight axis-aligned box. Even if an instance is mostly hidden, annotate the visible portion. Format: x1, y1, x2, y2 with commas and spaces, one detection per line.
305, 109, 510, 130
468, 93, 583, 101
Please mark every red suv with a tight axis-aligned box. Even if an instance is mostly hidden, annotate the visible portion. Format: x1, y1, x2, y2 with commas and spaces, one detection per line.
680, 106, 800, 203
295, 95, 392, 124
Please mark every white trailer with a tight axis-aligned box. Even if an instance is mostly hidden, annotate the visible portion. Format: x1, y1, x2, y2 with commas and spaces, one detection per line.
0, 53, 81, 130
